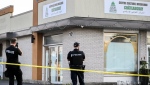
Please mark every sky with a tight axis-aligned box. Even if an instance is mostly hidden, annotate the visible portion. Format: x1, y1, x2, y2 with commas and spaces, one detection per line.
0, 0, 33, 15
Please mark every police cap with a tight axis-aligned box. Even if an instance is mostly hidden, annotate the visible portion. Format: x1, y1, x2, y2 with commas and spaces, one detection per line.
74, 42, 80, 47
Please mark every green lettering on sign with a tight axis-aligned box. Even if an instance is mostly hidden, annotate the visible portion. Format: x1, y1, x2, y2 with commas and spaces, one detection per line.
52, 6, 61, 12
124, 6, 143, 11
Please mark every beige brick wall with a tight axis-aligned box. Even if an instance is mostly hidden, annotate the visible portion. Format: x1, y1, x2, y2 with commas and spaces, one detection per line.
17, 36, 32, 80
1, 36, 32, 80
139, 31, 147, 61
62, 28, 104, 83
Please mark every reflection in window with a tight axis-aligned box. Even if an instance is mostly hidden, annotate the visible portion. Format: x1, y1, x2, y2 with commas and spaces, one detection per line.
104, 33, 138, 72
49, 46, 63, 83
58, 46, 63, 82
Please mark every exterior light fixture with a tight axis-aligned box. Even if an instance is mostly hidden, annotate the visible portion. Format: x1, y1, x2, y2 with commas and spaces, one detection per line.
31, 34, 35, 43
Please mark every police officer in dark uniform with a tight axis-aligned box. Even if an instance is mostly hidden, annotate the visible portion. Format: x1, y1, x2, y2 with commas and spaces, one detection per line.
67, 42, 85, 85
5, 38, 23, 85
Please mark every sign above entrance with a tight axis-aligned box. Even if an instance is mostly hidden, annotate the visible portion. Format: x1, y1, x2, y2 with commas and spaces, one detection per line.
104, 0, 150, 16
43, 0, 66, 19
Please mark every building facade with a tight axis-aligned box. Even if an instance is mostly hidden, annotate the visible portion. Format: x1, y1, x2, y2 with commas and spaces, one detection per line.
0, 0, 150, 84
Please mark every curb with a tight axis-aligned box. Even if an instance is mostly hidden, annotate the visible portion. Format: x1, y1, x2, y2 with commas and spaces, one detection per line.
0, 79, 118, 85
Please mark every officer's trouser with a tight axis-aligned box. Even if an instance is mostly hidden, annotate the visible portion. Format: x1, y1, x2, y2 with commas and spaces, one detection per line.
71, 71, 84, 85
8, 68, 22, 85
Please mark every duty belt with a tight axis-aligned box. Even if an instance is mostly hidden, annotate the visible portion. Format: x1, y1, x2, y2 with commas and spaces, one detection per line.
69, 65, 85, 70
70, 65, 83, 66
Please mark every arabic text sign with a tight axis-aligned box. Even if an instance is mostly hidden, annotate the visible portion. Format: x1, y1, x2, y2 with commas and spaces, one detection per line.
43, 0, 66, 19
105, 0, 150, 16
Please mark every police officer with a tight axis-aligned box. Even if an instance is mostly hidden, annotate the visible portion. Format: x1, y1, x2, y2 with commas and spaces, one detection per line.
5, 38, 23, 85
67, 42, 85, 85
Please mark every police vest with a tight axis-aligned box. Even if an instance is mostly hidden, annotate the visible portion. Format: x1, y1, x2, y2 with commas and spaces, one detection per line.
70, 51, 84, 65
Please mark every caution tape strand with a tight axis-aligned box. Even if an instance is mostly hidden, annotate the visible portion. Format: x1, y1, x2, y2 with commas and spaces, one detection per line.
0, 62, 150, 77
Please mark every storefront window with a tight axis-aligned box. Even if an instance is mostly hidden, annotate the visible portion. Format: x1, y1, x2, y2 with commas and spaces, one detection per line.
147, 32, 150, 45
104, 33, 138, 72
44, 34, 63, 45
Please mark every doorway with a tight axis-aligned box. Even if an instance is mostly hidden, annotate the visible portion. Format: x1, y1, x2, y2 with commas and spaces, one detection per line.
0, 44, 3, 79
45, 45, 63, 83
147, 45, 150, 68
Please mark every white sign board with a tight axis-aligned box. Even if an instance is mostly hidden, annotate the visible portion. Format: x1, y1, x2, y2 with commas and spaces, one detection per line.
43, 0, 66, 19
105, 0, 150, 16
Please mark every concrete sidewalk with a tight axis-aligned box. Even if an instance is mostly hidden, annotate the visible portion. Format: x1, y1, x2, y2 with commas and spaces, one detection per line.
0, 80, 118, 85
0, 80, 52, 85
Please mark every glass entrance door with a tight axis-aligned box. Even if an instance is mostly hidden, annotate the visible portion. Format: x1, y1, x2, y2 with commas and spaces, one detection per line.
0, 44, 3, 79
48, 46, 63, 83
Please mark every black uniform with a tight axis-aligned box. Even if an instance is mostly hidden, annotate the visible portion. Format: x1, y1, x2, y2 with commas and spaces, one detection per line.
67, 49, 85, 85
5, 45, 22, 85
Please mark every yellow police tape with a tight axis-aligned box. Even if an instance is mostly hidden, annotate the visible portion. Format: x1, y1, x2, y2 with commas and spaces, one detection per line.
0, 62, 150, 77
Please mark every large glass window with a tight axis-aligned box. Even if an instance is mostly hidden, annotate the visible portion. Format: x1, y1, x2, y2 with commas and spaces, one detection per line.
147, 32, 150, 45
104, 33, 138, 72
44, 34, 63, 45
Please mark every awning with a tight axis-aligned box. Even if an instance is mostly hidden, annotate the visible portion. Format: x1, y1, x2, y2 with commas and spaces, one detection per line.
13, 28, 32, 37
1, 17, 150, 40
0, 28, 32, 40
0, 32, 15, 40
31, 17, 150, 32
